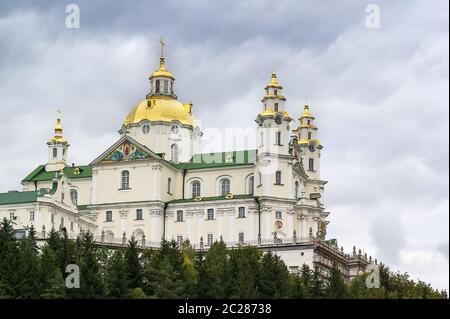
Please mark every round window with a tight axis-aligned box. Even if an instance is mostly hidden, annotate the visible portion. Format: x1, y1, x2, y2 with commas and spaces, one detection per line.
275, 116, 282, 125
142, 124, 150, 134
171, 124, 180, 134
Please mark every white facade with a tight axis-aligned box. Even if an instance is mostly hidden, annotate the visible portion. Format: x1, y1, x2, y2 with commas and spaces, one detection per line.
1, 53, 377, 280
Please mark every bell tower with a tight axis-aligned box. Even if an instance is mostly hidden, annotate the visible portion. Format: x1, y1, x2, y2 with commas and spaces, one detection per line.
294, 103, 323, 180
45, 111, 69, 172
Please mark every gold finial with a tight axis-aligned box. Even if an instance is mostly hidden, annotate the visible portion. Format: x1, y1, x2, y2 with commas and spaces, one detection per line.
55, 109, 62, 133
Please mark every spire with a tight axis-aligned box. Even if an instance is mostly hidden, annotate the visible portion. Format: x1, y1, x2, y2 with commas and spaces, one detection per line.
159, 37, 166, 70
149, 37, 175, 80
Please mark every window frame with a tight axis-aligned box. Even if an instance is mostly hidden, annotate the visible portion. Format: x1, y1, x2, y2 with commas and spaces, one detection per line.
136, 209, 143, 221
275, 171, 282, 185
220, 178, 231, 196
120, 170, 130, 190
207, 208, 215, 220
308, 158, 315, 171
106, 211, 113, 222
191, 180, 201, 198
176, 210, 184, 222
238, 207, 246, 218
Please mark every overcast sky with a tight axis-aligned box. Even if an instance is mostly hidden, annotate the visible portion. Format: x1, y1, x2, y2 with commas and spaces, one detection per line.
0, 0, 448, 290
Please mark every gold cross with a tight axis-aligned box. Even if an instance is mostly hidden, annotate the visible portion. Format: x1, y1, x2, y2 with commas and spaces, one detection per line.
160, 37, 165, 57
57, 108, 61, 119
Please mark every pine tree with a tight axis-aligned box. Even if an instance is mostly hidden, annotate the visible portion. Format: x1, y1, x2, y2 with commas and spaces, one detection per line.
203, 240, 230, 298
105, 249, 128, 298
124, 236, 142, 289
258, 252, 290, 298
180, 240, 198, 298
311, 266, 324, 298
325, 264, 349, 299
76, 231, 105, 298
41, 269, 66, 299
228, 246, 261, 298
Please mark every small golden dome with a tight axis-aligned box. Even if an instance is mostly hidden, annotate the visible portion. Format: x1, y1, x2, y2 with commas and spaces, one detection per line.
266, 72, 283, 89
124, 96, 196, 127
150, 57, 175, 80
300, 104, 315, 119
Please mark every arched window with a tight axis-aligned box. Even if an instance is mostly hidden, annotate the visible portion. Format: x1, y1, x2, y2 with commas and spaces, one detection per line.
248, 176, 254, 195
295, 181, 299, 199
168, 178, 172, 194
70, 189, 78, 205
220, 178, 231, 196
155, 80, 160, 93
171, 144, 179, 163
275, 171, 282, 185
53, 148, 57, 158
192, 181, 201, 198
121, 170, 130, 189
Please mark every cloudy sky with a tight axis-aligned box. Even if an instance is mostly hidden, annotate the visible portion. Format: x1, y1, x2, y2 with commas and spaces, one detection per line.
0, 0, 448, 290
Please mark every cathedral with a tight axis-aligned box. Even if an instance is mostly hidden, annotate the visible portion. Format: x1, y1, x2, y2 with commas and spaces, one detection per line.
0, 43, 377, 280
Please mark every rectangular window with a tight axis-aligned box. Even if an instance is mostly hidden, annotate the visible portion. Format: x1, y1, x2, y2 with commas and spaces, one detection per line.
106, 211, 113, 222
308, 132, 312, 140
51, 213, 55, 224
275, 171, 282, 185
274, 102, 279, 111
309, 158, 314, 171
207, 209, 214, 220
177, 210, 184, 222
29, 211, 35, 222
238, 232, 245, 243
70, 221, 74, 231
275, 211, 283, 220
136, 209, 143, 221
164, 80, 168, 93
53, 148, 57, 158
274, 90, 278, 96
275, 131, 281, 145
207, 233, 213, 246
177, 235, 183, 246
238, 207, 245, 218
9, 211, 15, 221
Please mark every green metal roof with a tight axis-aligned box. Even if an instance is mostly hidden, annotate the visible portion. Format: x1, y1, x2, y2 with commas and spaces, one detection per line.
22, 165, 92, 183
175, 150, 257, 170
0, 191, 39, 206
168, 194, 256, 204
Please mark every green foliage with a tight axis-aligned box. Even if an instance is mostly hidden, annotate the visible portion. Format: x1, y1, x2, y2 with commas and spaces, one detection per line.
105, 250, 128, 298
0, 222, 446, 299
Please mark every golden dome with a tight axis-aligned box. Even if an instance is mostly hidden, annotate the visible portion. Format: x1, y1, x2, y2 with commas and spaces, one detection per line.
266, 72, 283, 89
150, 57, 175, 80
300, 104, 315, 119
124, 96, 196, 127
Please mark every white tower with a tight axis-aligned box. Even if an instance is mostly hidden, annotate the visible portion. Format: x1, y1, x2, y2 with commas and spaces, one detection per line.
294, 103, 323, 180
45, 111, 69, 172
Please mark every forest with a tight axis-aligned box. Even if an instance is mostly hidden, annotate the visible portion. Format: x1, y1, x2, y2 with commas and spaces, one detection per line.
0, 218, 446, 299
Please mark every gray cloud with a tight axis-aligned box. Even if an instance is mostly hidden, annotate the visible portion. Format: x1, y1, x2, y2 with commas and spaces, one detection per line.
0, 0, 448, 290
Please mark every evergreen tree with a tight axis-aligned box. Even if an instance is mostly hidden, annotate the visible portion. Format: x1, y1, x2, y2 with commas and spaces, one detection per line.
203, 240, 231, 298
41, 269, 66, 299
228, 246, 261, 298
76, 231, 105, 298
325, 264, 349, 299
194, 253, 208, 298
258, 252, 290, 298
311, 266, 324, 299
124, 236, 142, 289
105, 250, 128, 298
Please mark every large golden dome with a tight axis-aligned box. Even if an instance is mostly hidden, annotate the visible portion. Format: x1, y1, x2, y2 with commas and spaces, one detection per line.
124, 96, 196, 127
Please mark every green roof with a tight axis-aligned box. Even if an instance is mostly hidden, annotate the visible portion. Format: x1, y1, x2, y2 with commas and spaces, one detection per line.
175, 150, 257, 170
22, 165, 92, 183
0, 191, 39, 206
168, 194, 256, 204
